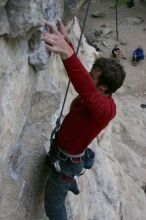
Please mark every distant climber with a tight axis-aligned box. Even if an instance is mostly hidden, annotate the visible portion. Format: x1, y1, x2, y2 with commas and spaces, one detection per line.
43, 19, 126, 220
112, 44, 126, 60
132, 45, 144, 65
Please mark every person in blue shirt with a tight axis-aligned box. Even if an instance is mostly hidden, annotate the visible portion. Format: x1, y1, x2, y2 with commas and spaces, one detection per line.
132, 45, 144, 65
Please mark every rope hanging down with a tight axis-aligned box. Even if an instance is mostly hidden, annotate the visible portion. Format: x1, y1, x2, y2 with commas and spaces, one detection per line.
50, 0, 91, 142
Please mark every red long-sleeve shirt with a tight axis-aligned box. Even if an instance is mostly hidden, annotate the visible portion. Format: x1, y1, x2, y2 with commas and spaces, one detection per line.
56, 53, 116, 155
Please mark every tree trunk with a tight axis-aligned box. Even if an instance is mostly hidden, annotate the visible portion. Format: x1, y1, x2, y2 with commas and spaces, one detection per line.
115, 0, 119, 40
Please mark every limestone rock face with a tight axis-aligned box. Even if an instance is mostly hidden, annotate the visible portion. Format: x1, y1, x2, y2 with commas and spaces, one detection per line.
62, 0, 87, 24
0, 1, 97, 220
0, 7, 9, 35
0, 0, 9, 35
0, 1, 146, 220
47, 0, 63, 22
6, 0, 43, 38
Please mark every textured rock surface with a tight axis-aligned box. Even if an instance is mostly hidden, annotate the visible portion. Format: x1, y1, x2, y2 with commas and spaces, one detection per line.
6, 0, 43, 37
62, 0, 87, 24
0, 6, 9, 35
121, 16, 144, 25
0, 0, 9, 35
0, 1, 98, 219
91, 11, 106, 18
0, 0, 146, 220
47, 0, 63, 22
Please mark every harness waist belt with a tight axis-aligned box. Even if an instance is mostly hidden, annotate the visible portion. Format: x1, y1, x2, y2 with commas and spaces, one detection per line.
58, 147, 85, 157
57, 147, 85, 162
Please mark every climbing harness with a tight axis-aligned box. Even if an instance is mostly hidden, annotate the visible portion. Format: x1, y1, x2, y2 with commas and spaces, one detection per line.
50, 0, 92, 145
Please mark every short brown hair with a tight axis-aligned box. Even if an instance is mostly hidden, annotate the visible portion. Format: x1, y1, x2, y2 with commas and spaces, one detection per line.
92, 57, 126, 94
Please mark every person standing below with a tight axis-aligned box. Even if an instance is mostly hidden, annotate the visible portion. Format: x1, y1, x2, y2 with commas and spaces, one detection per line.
132, 45, 144, 65
43, 19, 126, 220
112, 44, 126, 60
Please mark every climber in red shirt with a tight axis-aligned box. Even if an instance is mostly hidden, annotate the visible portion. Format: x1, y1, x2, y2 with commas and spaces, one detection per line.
43, 19, 126, 220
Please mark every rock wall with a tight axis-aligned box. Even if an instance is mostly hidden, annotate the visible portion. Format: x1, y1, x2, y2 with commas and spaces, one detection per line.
1, 1, 146, 220
0, 1, 88, 219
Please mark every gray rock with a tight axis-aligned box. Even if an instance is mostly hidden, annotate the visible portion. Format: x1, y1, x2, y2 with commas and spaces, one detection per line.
122, 16, 144, 25
120, 41, 127, 46
102, 27, 113, 37
86, 31, 98, 44
86, 32, 101, 51
0, 0, 8, 7
95, 29, 103, 37
95, 27, 113, 38
46, 0, 63, 22
62, 0, 86, 24
1, 0, 146, 220
5, 0, 43, 37
0, 102, 4, 135
28, 30, 50, 72
91, 11, 106, 18
102, 41, 110, 48
28, 30, 42, 50
89, 41, 101, 52
86, 26, 113, 50
101, 24, 107, 27
8, 140, 49, 220
28, 44, 50, 72
0, 7, 9, 35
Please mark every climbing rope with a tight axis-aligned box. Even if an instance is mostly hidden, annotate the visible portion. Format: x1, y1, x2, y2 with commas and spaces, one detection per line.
50, 0, 91, 143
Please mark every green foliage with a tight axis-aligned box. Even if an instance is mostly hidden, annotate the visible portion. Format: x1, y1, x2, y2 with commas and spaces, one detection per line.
113, 0, 127, 7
